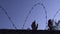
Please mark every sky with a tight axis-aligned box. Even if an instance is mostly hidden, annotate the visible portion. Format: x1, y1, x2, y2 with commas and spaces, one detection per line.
0, 0, 60, 30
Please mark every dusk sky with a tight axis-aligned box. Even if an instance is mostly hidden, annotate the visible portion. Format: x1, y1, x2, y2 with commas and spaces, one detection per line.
0, 0, 60, 30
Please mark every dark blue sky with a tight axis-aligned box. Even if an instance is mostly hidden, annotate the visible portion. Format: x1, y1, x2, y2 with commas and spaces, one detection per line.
0, 0, 60, 30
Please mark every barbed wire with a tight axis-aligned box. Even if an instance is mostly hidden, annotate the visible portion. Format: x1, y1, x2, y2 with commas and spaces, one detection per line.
0, 6, 17, 29
22, 1, 48, 29
53, 9, 60, 19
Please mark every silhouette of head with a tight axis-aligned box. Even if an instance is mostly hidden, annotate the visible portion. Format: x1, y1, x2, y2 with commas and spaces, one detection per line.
48, 19, 53, 30
31, 21, 38, 30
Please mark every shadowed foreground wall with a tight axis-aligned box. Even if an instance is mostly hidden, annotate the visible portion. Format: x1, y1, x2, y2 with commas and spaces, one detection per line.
0, 29, 60, 34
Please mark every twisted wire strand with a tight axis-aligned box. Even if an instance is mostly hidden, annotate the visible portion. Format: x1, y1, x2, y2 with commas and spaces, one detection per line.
0, 6, 17, 29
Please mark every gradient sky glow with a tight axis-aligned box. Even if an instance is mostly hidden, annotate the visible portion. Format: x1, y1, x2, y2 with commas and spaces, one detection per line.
0, 0, 60, 30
